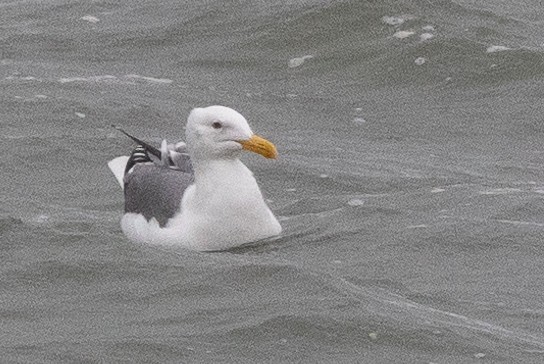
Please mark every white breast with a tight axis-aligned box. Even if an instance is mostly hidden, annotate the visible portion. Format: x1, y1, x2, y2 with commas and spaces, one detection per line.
173, 159, 281, 251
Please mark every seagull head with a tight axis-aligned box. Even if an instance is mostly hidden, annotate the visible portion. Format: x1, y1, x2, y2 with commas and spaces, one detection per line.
186, 105, 277, 160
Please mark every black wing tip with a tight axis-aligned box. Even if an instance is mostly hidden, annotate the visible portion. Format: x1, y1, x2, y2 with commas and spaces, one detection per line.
111, 125, 133, 138
112, 126, 162, 159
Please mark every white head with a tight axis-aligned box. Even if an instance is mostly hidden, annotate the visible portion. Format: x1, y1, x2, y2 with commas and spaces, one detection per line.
186, 105, 277, 161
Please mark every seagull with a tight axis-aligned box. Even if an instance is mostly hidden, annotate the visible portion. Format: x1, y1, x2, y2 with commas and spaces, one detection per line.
107, 105, 282, 251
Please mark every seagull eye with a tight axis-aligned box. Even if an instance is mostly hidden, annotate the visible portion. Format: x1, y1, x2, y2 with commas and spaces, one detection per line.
212, 121, 222, 129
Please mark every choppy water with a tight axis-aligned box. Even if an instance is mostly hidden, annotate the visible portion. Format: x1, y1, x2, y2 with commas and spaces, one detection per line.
2, 0, 544, 362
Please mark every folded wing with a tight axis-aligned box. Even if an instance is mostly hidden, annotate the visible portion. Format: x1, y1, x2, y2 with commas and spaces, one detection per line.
124, 164, 193, 227
107, 126, 195, 226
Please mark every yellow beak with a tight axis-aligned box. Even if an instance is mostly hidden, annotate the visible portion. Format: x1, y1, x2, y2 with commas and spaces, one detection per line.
237, 135, 278, 159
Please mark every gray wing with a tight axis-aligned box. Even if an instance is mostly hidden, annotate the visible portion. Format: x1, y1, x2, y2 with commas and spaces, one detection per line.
124, 164, 194, 227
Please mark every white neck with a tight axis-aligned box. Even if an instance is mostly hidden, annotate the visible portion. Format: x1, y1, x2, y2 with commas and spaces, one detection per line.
192, 158, 255, 197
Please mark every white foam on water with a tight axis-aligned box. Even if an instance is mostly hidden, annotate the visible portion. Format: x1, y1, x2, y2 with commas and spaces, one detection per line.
288, 58, 304, 68
6, 75, 42, 82
497, 220, 544, 227
393, 30, 415, 39
382, 14, 416, 26
422, 25, 435, 31
13, 95, 46, 102
288, 55, 313, 68
479, 188, 522, 195
420, 33, 434, 41
487, 45, 511, 53
353, 117, 366, 124
57, 74, 173, 85
32, 214, 50, 224
124, 74, 173, 84
81, 15, 100, 23
382, 16, 405, 26
347, 199, 364, 206
59, 75, 117, 83
414, 57, 426, 65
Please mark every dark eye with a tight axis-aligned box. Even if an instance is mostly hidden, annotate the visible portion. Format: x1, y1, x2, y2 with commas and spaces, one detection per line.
212, 121, 222, 129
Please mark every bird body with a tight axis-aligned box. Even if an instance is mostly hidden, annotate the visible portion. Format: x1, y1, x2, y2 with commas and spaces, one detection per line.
108, 106, 281, 251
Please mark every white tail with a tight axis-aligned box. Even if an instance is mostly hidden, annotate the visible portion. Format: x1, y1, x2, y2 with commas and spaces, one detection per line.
107, 156, 130, 189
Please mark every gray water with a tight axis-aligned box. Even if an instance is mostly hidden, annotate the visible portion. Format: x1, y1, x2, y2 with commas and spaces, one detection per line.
2, 0, 544, 362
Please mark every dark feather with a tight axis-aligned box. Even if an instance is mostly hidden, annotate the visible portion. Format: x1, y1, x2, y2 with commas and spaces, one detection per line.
112, 125, 162, 159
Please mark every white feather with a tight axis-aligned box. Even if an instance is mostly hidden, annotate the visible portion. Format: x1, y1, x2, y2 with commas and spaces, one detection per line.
107, 156, 129, 189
